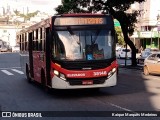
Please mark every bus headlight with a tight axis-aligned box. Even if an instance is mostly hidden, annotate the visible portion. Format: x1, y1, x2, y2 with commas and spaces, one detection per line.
112, 68, 116, 73
53, 70, 66, 81
54, 70, 59, 76
60, 73, 66, 81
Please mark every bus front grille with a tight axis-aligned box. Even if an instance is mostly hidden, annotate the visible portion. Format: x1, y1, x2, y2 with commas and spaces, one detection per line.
62, 62, 110, 70
67, 76, 107, 85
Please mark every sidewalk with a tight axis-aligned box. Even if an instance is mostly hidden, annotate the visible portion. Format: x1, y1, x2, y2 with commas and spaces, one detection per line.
118, 53, 143, 70
119, 64, 143, 70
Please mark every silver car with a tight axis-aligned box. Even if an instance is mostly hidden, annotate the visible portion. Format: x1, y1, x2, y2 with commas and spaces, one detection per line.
137, 48, 159, 64
0, 46, 8, 52
144, 53, 160, 75
12, 45, 20, 52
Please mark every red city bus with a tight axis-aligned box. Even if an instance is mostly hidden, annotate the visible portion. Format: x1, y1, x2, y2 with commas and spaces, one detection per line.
17, 14, 118, 90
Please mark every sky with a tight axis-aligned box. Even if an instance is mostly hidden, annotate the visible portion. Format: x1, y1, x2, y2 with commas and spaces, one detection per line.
1, 0, 62, 15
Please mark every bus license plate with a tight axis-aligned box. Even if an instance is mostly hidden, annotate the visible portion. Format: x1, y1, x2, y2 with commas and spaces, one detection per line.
82, 80, 93, 85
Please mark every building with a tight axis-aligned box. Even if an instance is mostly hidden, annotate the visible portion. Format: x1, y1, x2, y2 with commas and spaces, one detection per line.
131, 0, 160, 50
0, 23, 31, 47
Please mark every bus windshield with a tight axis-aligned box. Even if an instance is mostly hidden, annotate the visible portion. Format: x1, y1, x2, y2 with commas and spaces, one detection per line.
52, 29, 115, 61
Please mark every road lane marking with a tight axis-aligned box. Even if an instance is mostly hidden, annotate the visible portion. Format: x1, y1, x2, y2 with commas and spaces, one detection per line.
11, 69, 24, 74
108, 102, 132, 112
1, 70, 14, 75
0, 67, 21, 70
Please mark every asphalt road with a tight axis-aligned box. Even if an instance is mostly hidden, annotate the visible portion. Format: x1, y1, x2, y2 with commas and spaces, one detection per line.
0, 53, 160, 120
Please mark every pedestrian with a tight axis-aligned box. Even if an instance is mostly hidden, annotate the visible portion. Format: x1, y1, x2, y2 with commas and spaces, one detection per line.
139, 46, 143, 53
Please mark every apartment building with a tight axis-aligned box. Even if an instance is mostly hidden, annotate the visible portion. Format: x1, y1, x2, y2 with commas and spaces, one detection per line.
133, 0, 160, 50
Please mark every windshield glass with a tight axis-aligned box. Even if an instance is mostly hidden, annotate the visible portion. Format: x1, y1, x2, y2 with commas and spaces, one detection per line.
52, 29, 115, 61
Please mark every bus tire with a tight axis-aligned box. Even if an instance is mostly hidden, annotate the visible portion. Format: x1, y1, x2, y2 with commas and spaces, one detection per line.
26, 65, 32, 83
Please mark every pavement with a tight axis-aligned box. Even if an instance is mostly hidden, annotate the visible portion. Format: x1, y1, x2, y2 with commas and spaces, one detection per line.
118, 53, 143, 70
119, 65, 143, 70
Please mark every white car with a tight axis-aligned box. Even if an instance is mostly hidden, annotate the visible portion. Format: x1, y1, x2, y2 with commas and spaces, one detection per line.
116, 48, 131, 59
0, 46, 8, 52
12, 45, 20, 52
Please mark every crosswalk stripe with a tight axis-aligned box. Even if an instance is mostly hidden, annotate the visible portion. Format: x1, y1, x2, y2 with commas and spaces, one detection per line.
11, 69, 24, 74
1, 70, 14, 75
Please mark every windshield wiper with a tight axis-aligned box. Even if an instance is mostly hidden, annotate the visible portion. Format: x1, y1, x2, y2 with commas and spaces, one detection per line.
91, 30, 100, 45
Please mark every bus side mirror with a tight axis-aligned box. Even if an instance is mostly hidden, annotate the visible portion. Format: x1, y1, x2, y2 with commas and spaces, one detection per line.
115, 33, 118, 43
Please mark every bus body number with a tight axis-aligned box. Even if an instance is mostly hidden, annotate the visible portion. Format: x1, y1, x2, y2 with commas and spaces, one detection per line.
93, 71, 107, 76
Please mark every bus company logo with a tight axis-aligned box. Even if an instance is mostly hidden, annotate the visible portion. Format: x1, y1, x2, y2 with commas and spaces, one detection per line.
67, 73, 86, 77
93, 71, 107, 76
2, 112, 11, 117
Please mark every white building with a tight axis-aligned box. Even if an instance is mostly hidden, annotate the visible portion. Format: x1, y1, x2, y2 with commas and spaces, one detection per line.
0, 24, 30, 47
0, 25, 19, 47
130, 0, 160, 50
138, 0, 160, 50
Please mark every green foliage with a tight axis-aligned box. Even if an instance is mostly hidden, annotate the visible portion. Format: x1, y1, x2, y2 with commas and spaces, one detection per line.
14, 10, 40, 21
115, 27, 125, 46
56, 0, 83, 14
14, 10, 20, 16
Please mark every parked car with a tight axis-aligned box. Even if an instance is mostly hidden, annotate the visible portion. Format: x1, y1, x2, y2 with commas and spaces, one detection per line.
0, 46, 8, 52
116, 48, 131, 59
116, 46, 122, 51
143, 52, 160, 75
12, 45, 20, 52
137, 48, 159, 64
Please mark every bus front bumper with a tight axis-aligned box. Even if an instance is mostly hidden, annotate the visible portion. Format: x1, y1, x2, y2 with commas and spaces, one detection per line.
51, 72, 117, 89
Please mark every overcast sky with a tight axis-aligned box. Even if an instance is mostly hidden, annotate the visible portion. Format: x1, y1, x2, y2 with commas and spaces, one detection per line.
1, 0, 62, 14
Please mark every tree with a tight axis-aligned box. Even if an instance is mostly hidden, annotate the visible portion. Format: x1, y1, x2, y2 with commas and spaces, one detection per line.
14, 10, 40, 22
55, 0, 146, 66
14, 10, 20, 16
115, 27, 125, 46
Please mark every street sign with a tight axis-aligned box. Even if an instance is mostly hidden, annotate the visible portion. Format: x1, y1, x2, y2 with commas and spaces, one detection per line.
114, 19, 120, 27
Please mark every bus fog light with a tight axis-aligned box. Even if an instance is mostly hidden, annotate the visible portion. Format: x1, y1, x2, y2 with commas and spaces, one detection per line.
108, 71, 112, 76
108, 71, 112, 78
54, 70, 59, 76
60, 73, 66, 80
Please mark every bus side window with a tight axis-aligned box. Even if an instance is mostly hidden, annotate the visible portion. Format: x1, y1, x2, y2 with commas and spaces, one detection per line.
36, 29, 38, 51
42, 27, 45, 51
20, 35, 22, 51
38, 28, 42, 51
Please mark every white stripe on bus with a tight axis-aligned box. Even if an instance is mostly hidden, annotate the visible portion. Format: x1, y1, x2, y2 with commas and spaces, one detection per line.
11, 69, 24, 74
1, 70, 14, 75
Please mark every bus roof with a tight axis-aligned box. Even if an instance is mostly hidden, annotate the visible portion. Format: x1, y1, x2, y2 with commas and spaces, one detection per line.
61, 13, 109, 17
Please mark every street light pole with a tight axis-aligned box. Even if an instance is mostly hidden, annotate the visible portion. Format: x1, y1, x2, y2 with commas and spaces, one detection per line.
157, 14, 160, 50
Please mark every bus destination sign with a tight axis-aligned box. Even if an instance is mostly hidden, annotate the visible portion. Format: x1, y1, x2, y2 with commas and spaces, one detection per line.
54, 17, 106, 26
